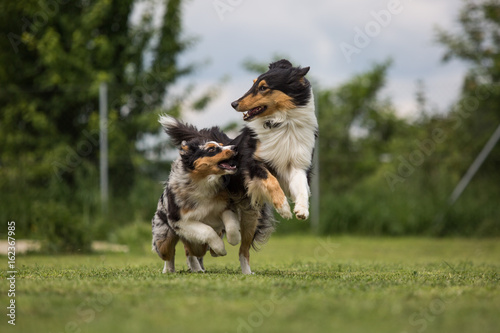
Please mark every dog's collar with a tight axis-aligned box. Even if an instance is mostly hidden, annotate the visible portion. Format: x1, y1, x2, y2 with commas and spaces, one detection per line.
263, 120, 282, 129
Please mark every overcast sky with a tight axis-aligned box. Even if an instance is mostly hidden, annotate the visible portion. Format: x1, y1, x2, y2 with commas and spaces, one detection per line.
161, 0, 467, 128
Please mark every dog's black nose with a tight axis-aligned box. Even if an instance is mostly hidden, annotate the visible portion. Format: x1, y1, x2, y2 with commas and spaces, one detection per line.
231, 101, 239, 109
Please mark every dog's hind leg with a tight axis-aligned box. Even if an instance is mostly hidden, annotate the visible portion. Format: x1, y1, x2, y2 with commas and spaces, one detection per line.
152, 207, 179, 273
155, 229, 179, 273
246, 169, 292, 220
186, 256, 204, 272
183, 242, 207, 272
197, 257, 205, 271
238, 210, 259, 275
186, 244, 206, 273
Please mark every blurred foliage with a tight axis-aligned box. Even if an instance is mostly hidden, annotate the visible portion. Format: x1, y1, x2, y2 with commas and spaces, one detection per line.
317, 0, 500, 236
0, 0, 499, 253
109, 220, 152, 253
0, 0, 189, 251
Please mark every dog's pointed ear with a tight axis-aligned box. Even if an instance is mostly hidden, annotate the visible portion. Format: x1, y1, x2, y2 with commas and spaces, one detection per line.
269, 59, 293, 70
298, 66, 310, 77
180, 140, 189, 155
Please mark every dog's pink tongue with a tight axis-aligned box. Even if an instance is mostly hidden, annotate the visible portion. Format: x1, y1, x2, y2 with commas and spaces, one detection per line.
220, 163, 236, 170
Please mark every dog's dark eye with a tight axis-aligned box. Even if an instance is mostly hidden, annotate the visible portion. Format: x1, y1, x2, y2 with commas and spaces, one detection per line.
259, 85, 268, 92
207, 147, 216, 152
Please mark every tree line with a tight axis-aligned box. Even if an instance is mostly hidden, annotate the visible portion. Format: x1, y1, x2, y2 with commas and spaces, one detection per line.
1, 0, 499, 252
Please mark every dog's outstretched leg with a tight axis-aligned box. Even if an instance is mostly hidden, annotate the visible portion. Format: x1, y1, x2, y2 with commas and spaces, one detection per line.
246, 169, 292, 220
222, 210, 241, 246
176, 220, 227, 257
289, 168, 310, 220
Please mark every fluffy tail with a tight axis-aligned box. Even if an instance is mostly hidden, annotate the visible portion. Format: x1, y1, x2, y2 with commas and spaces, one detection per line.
159, 115, 203, 146
252, 203, 277, 250
158, 115, 232, 146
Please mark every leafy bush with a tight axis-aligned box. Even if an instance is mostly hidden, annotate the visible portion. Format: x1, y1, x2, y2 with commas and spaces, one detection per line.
34, 201, 92, 253
109, 221, 152, 253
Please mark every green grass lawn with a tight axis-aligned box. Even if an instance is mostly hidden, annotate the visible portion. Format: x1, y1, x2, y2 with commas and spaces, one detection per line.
2, 236, 499, 333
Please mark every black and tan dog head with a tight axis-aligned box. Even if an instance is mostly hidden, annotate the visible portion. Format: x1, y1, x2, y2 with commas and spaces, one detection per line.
179, 139, 237, 180
231, 59, 311, 121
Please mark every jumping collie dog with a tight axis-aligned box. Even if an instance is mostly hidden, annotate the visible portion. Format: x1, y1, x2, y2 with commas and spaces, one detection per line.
231, 59, 318, 220
152, 127, 275, 274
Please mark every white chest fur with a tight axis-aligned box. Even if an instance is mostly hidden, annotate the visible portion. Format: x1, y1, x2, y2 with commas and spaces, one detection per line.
169, 163, 228, 230
248, 96, 318, 177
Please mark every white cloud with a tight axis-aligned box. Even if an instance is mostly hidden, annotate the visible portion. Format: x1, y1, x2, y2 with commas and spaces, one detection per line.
171, 0, 467, 127
182, 81, 246, 129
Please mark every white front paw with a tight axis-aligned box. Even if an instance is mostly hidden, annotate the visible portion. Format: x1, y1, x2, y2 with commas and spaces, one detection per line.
209, 238, 227, 256
276, 199, 293, 219
294, 203, 309, 220
226, 228, 241, 246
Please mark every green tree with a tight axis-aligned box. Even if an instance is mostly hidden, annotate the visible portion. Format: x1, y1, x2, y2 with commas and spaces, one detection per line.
316, 62, 420, 235
0, 0, 191, 251
317, 60, 403, 192
432, 0, 500, 234
436, 0, 500, 176
317, 1, 500, 237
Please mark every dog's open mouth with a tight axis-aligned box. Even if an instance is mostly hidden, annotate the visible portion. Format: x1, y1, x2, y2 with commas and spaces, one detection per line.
218, 159, 237, 171
243, 106, 267, 121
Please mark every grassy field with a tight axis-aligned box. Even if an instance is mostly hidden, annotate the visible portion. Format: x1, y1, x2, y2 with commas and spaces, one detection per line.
1, 236, 499, 333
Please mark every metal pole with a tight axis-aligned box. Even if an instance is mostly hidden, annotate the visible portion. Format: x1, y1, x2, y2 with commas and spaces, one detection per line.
99, 82, 108, 212
448, 122, 500, 205
311, 92, 320, 233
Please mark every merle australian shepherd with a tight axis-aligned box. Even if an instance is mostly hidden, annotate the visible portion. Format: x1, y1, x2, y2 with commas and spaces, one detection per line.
152, 138, 237, 273
152, 59, 317, 274
152, 124, 275, 274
